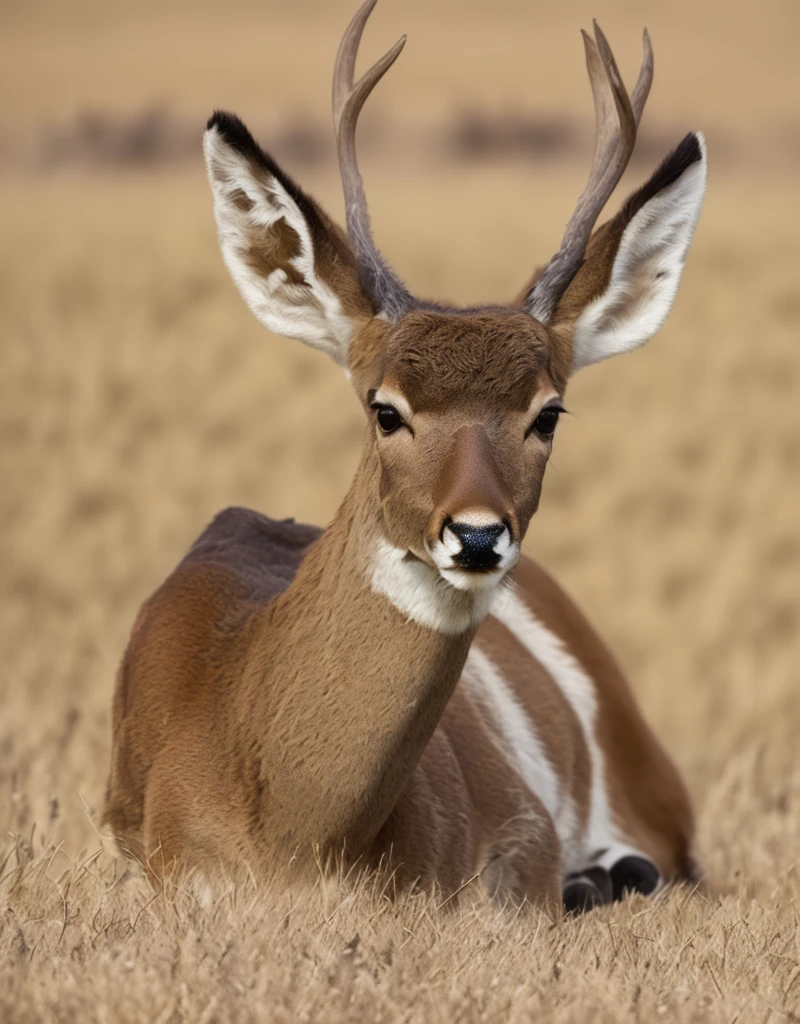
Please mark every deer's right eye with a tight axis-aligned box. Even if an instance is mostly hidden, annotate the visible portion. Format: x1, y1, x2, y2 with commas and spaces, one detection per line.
526, 403, 565, 439
373, 404, 404, 435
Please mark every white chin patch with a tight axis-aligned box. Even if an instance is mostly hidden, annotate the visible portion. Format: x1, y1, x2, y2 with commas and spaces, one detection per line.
370, 539, 510, 634
439, 565, 511, 593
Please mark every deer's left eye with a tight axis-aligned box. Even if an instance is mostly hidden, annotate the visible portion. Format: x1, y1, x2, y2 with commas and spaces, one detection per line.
527, 405, 564, 438
373, 404, 404, 435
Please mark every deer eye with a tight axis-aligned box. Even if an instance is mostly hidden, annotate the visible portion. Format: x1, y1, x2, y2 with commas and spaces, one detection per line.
527, 404, 564, 439
373, 404, 404, 435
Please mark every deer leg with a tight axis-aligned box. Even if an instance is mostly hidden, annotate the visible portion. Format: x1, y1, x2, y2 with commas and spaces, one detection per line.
480, 806, 562, 909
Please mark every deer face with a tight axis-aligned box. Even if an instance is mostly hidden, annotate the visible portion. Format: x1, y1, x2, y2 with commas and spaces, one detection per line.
203, 1, 706, 621
355, 309, 562, 592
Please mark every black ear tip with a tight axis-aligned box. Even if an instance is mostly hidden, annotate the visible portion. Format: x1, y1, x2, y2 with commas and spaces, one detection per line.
630, 129, 705, 208
206, 110, 238, 136
678, 130, 705, 167
204, 109, 308, 207
205, 111, 261, 160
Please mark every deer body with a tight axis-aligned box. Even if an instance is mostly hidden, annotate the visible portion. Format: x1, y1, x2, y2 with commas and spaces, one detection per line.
105, 502, 692, 905
103, 1, 706, 909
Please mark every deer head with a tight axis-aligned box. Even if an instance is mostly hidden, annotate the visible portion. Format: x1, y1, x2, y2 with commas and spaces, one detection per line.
203, 0, 706, 610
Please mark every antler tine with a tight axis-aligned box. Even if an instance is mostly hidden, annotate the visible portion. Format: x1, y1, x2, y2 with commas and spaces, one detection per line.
526, 24, 654, 324
631, 29, 654, 125
332, 0, 415, 319
589, 23, 637, 187
332, 0, 405, 131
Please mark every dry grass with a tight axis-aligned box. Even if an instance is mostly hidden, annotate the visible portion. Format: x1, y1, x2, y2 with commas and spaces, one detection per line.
2, 1, 800, 1021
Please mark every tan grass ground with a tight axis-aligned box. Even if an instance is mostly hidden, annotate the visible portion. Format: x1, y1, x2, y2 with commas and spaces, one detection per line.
1, 1, 799, 1021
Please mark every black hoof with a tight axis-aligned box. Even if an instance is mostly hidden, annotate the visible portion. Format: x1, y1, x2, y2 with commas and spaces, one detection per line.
609, 855, 660, 900
581, 865, 614, 903
563, 866, 613, 915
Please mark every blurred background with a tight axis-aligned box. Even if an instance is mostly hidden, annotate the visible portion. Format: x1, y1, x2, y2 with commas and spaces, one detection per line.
1, 0, 798, 883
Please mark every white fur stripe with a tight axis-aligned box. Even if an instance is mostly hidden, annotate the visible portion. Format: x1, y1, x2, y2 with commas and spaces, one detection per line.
490, 586, 622, 867
463, 644, 581, 870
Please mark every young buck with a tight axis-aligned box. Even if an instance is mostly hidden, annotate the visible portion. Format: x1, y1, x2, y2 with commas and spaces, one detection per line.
103, 0, 706, 910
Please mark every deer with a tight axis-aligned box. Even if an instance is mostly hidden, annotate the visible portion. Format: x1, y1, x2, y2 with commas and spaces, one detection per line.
103, 0, 706, 912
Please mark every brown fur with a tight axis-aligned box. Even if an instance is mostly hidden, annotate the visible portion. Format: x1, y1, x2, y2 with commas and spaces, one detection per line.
244, 215, 307, 287
432, 424, 518, 542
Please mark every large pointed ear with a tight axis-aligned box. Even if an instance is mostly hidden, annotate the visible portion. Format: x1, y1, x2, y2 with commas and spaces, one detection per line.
554, 132, 706, 374
203, 112, 374, 366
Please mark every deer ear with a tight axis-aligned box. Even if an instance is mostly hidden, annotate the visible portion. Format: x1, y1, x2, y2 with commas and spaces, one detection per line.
204, 112, 373, 366
556, 132, 706, 375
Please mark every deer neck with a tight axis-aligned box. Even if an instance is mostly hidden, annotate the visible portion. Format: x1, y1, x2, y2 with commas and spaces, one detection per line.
249, 442, 491, 862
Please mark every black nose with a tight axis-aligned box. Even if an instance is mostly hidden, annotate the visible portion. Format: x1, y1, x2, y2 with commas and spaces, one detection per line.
445, 522, 506, 571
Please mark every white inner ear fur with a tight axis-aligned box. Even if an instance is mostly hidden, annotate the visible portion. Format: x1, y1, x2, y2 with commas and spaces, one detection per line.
571, 134, 707, 374
204, 126, 356, 366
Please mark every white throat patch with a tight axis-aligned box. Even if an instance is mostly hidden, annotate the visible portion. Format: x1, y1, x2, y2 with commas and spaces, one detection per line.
370, 539, 497, 635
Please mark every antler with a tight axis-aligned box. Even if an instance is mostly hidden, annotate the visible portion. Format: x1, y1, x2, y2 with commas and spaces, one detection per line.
333, 0, 416, 320
525, 22, 654, 323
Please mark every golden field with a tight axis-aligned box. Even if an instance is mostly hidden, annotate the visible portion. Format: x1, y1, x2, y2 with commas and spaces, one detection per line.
1, 0, 799, 1020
